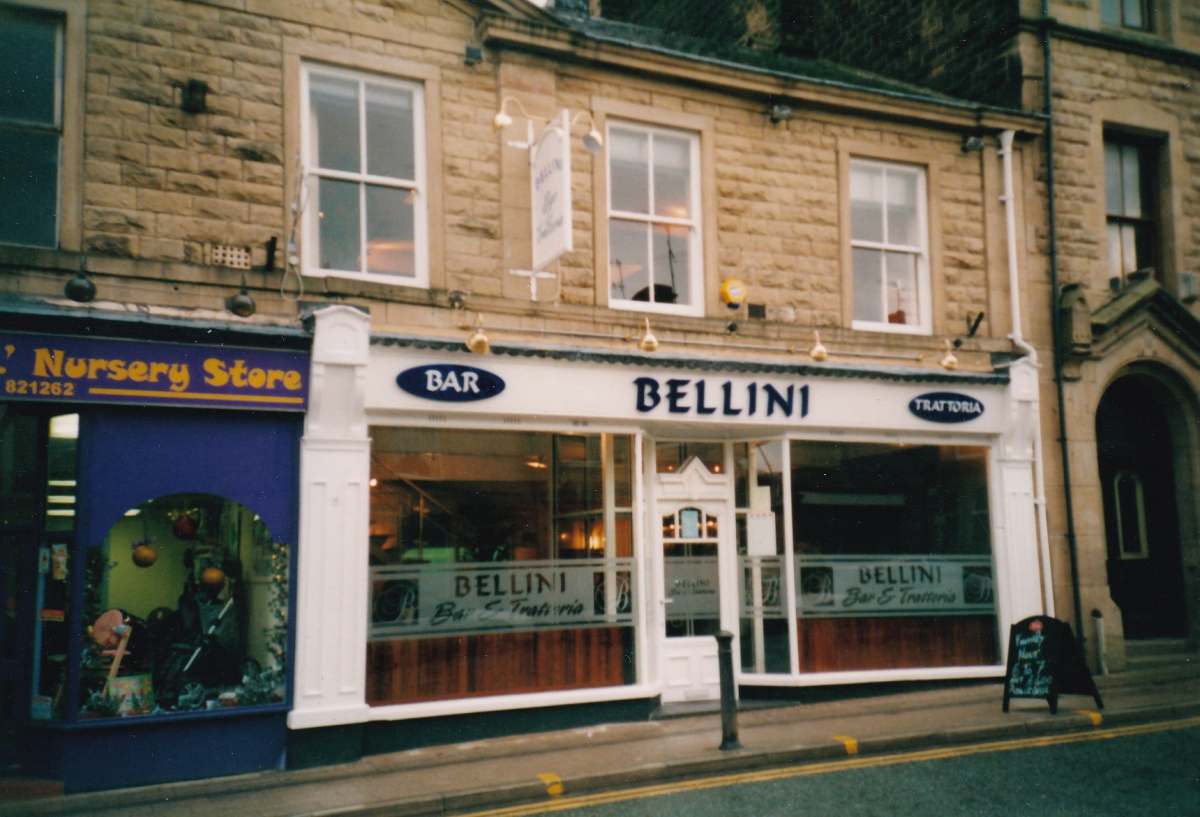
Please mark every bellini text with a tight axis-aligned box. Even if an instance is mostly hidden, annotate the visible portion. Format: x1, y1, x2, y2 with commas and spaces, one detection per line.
634, 377, 809, 418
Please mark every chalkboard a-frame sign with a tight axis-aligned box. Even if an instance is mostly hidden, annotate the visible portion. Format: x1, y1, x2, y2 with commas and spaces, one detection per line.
1003, 616, 1104, 714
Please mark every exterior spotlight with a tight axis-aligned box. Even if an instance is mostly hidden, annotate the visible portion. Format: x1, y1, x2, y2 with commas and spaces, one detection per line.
466, 313, 490, 354
962, 134, 985, 152
493, 96, 533, 133
65, 256, 96, 303
225, 269, 256, 317
939, 339, 959, 370
808, 330, 828, 362
636, 317, 658, 353
582, 127, 603, 154
769, 103, 793, 123
464, 44, 483, 66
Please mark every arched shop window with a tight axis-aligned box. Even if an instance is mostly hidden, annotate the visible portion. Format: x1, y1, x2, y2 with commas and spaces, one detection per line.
77, 493, 288, 719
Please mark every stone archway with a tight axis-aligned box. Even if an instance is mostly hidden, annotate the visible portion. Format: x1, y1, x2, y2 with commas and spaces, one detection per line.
1095, 367, 1197, 641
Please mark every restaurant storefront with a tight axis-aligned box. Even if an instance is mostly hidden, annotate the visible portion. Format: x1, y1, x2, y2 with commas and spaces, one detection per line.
0, 312, 307, 792
288, 307, 1049, 762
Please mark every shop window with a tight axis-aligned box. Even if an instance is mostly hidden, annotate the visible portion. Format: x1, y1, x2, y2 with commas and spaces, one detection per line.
0, 5, 63, 248
367, 429, 636, 705
790, 442, 997, 672
1101, 0, 1151, 31
607, 121, 703, 315
733, 441, 789, 674
655, 441, 724, 474
1104, 138, 1158, 284
849, 159, 930, 333
301, 63, 427, 286
76, 494, 287, 719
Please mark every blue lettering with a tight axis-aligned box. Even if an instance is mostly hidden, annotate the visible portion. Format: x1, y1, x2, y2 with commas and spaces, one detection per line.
695, 381, 717, 415
635, 377, 661, 412
722, 381, 742, 416
764, 384, 793, 417
666, 379, 690, 414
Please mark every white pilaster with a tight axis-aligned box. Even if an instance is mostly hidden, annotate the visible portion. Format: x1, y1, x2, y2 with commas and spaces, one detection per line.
994, 357, 1045, 641
289, 306, 372, 729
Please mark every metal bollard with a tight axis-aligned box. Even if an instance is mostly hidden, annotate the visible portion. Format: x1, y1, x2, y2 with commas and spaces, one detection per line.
715, 631, 741, 750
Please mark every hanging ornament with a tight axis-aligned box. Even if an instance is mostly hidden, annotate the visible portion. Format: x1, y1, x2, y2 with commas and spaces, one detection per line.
170, 509, 200, 540
200, 565, 226, 591
131, 538, 158, 568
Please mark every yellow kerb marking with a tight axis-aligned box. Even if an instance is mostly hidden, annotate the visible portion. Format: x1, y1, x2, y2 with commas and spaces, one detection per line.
1077, 710, 1103, 726
831, 735, 858, 755
537, 773, 563, 797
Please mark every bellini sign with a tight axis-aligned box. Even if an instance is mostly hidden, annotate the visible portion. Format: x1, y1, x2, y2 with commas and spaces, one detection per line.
908, 391, 984, 423
530, 111, 573, 270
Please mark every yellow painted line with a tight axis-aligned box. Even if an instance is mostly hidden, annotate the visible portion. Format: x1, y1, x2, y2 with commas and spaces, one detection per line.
1076, 710, 1103, 726
537, 773, 563, 798
457, 715, 1200, 817
830, 735, 858, 755
88, 387, 304, 404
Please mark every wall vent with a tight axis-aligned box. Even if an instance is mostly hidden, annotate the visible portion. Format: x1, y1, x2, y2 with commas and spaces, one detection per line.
207, 244, 252, 270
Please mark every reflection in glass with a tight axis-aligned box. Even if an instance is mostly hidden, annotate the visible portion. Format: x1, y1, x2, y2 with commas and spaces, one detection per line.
366, 184, 414, 277
653, 135, 691, 218
609, 128, 649, 214
366, 83, 414, 180
853, 247, 882, 323
315, 177, 361, 272
850, 163, 883, 243
651, 225, 686, 304
309, 74, 360, 173
609, 219, 649, 302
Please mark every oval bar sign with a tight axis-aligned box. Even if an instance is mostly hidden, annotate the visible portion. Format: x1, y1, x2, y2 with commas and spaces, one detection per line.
397, 364, 505, 402
909, 391, 984, 423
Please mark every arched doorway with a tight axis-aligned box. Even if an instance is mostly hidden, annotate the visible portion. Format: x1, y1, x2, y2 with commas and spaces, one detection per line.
1096, 372, 1192, 639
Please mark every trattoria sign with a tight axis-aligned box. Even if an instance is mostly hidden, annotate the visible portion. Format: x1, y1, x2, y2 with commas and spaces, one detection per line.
0, 332, 309, 410
797, 556, 995, 617
369, 560, 634, 639
530, 110, 573, 271
908, 391, 984, 423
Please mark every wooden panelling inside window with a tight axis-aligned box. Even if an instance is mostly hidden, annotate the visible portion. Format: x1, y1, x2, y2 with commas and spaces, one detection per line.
797, 616, 998, 672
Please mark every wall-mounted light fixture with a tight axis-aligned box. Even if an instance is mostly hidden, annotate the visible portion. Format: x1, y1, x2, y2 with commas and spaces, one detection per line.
808, 330, 828, 362
769, 103, 793, 124
636, 318, 658, 353
64, 255, 96, 303
493, 96, 604, 154
179, 79, 209, 114
465, 313, 490, 355
961, 134, 985, 152
939, 338, 959, 370
225, 269, 256, 318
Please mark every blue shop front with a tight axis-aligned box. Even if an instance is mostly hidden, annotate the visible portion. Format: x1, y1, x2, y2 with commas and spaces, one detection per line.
0, 316, 308, 792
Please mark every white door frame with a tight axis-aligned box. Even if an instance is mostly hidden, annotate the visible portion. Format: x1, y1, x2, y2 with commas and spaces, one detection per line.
653, 456, 738, 703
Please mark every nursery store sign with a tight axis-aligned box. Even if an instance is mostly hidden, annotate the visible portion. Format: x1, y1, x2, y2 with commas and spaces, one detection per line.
0, 332, 309, 410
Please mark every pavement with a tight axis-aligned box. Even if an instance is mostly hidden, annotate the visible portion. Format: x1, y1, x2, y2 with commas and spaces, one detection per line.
3, 661, 1198, 817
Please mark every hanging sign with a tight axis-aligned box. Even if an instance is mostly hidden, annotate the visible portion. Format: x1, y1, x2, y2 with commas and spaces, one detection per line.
0, 332, 309, 411
530, 110, 573, 271
796, 555, 996, 617
1002, 616, 1104, 714
908, 391, 984, 423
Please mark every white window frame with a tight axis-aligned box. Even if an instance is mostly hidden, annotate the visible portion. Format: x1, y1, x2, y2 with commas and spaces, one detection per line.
606, 120, 704, 317
299, 62, 428, 287
849, 158, 932, 335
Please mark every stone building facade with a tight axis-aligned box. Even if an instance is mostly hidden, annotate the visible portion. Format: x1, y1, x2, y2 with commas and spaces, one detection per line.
1, 0, 1057, 789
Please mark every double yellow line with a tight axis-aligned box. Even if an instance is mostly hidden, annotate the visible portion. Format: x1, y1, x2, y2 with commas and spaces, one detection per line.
459, 715, 1200, 816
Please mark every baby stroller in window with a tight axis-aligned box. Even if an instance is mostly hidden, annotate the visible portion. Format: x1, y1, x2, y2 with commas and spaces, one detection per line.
147, 557, 246, 710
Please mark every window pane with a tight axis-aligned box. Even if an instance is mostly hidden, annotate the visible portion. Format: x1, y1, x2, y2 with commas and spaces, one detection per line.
0, 8, 59, 126
1107, 221, 1124, 278
0, 411, 41, 527
885, 169, 920, 247
366, 83, 414, 180
1101, 0, 1120, 25
653, 134, 691, 219
309, 74, 360, 173
314, 177, 361, 272
652, 224, 688, 305
0, 126, 59, 248
1104, 142, 1123, 215
1120, 144, 1142, 218
885, 251, 919, 325
852, 246, 883, 322
1124, 0, 1144, 29
610, 128, 649, 214
609, 219, 649, 302
365, 185, 414, 277
613, 435, 632, 508
850, 163, 883, 243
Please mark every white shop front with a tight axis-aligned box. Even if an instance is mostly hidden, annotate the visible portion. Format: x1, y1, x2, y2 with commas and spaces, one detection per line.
287, 308, 1048, 754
